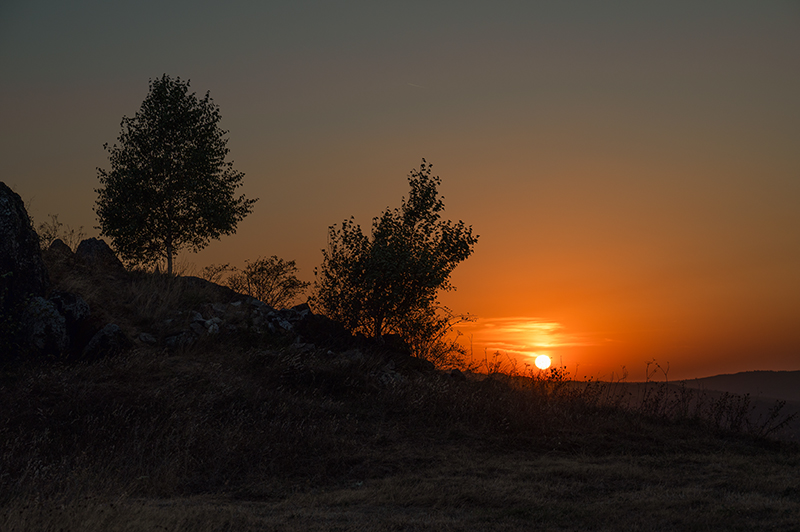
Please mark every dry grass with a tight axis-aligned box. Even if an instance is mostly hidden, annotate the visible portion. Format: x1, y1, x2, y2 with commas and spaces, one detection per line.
2, 267, 799, 531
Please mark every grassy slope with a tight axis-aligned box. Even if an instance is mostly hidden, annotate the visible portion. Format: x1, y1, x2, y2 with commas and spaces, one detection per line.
2, 265, 799, 531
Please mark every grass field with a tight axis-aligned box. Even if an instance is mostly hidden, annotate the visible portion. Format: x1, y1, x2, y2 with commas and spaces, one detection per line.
2, 268, 798, 531
2, 341, 799, 531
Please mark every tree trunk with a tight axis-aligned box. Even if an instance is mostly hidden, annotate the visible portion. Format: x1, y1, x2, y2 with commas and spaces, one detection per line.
166, 236, 173, 275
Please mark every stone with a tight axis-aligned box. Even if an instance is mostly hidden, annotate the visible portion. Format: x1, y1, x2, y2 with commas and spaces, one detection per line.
0, 182, 50, 317
449, 368, 467, 381
138, 332, 157, 344
49, 290, 90, 326
22, 296, 68, 356
47, 238, 73, 257
75, 238, 124, 270
48, 290, 91, 355
293, 313, 356, 352
82, 323, 130, 360
164, 332, 193, 349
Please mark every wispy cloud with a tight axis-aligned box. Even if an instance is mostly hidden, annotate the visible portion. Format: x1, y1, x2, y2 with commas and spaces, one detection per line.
456, 317, 601, 361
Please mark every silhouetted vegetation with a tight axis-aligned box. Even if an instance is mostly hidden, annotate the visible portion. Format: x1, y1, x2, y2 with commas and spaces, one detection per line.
202, 256, 310, 308
95, 74, 256, 274
35, 213, 85, 251
311, 159, 478, 362
2, 259, 799, 530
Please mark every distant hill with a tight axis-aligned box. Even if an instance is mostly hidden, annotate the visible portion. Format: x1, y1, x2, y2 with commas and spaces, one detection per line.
680, 370, 800, 402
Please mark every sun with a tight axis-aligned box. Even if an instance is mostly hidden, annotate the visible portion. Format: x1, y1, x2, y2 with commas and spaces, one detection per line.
534, 354, 551, 370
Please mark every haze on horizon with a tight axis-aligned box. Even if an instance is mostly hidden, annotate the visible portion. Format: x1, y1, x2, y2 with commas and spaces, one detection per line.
1, 1, 798, 380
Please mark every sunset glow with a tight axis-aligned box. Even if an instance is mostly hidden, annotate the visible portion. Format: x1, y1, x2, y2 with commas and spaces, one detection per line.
534, 355, 552, 371
2, 2, 798, 381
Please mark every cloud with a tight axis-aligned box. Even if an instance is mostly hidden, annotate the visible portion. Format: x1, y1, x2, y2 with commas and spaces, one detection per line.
455, 316, 602, 359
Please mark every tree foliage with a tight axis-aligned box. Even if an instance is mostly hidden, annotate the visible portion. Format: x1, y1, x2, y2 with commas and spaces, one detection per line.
311, 159, 478, 358
225, 256, 310, 309
95, 74, 256, 274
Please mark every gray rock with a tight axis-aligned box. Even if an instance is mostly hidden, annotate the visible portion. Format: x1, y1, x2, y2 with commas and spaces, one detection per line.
47, 238, 73, 257
164, 332, 193, 349
206, 322, 220, 334
138, 332, 157, 344
82, 324, 130, 360
190, 311, 204, 323
49, 290, 90, 326
75, 238, 124, 270
22, 296, 68, 355
1, 182, 49, 358
190, 322, 206, 335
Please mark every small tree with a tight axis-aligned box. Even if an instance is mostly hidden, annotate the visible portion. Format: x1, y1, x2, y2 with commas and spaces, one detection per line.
226, 256, 310, 308
95, 74, 256, 274
311, 159, 478, 358
36, 214, 85, 251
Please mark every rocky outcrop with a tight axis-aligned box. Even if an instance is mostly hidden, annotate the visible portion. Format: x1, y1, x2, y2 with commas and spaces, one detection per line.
0, 182, 50, 359
21, 297, 68, 356
75, 238, 124, 271
82, 324, 131, 361
0, 183, 49, 302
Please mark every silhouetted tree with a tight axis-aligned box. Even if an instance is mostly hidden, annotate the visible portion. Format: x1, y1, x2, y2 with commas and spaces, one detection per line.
95, 74, 256, 274
226, 256, 310, 308
311, 159, 478, 358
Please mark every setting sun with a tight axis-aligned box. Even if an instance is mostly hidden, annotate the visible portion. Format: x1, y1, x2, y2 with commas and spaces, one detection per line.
534, 355, 552, 370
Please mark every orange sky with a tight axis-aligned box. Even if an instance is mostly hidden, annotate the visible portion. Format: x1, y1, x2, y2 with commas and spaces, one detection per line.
2, 2, 798, 379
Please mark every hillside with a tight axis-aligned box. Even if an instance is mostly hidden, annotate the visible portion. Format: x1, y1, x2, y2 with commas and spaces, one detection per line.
2, 253, 800, 531
681, 370, 800, 402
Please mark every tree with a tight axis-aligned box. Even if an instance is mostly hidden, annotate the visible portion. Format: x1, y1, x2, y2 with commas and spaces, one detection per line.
95, 74, 256, 274
224, 256, 310, 308
311, 159, 478, 358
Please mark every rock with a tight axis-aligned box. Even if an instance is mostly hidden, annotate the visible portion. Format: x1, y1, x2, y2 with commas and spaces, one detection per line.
48, 290, 92, 355
1, 182, 49, 358
22, 297, 68, 356
41, 238, 77, 282
47, 238, 73, 258
449, 368, 467, 381
82, 323, 130, 360
138, 332, 157, 344
293, 313, 356, 351
75, 238, 124, 271
49, 290, 90, 326
164, 332, 193, 349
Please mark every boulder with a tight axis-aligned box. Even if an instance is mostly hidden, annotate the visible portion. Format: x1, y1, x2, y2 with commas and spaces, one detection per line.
75, 238, 124, 271
49, 290, 90, 326
22, 296, 68, 356
48, 290, 92, 355
82, 323, 131, 360
47, 238, 73, 258
0, 182, 50, 359
0, 183, 49, 311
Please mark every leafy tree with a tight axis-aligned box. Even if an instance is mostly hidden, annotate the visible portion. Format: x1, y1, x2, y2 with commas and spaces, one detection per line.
311, 159, 478, 357
95, 74, 256, 274
224, 256, 310, 308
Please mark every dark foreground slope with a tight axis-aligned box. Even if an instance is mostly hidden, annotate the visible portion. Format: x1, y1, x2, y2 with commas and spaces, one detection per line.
2, 267, 799, 531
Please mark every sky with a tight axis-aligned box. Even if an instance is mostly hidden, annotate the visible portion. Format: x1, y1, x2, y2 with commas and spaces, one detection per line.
2, 1, 798, 380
